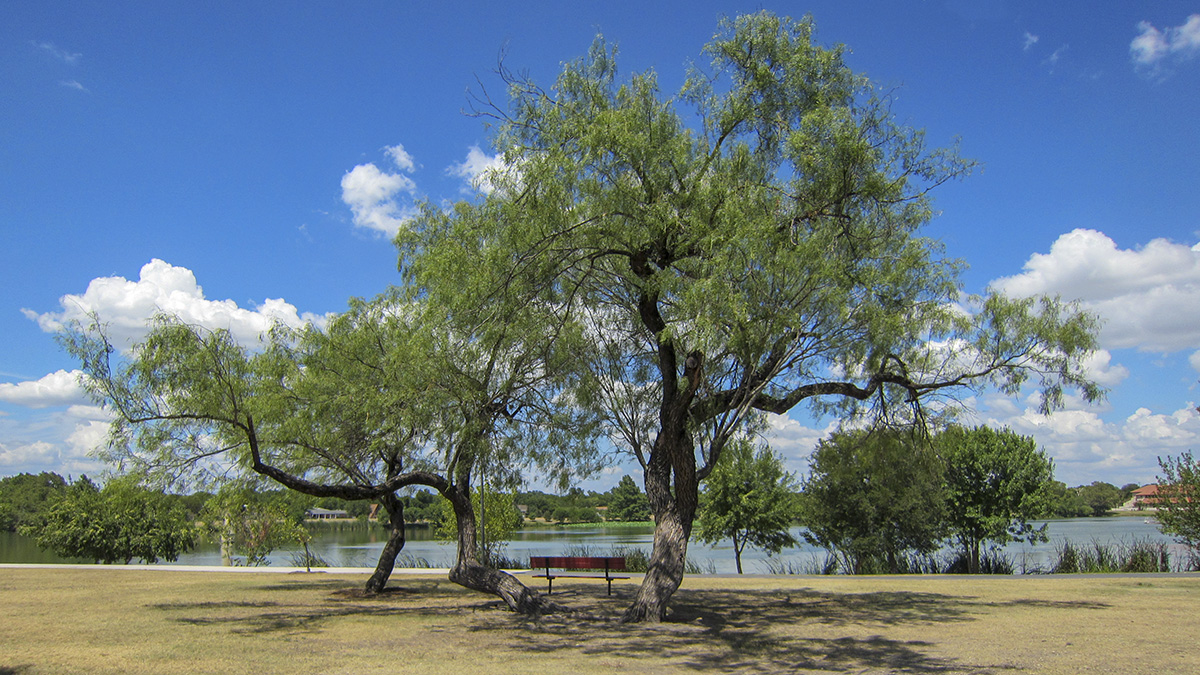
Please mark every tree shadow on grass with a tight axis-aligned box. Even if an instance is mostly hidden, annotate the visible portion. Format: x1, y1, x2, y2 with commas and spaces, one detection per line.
485, 585, 1111, 674
146, 577, 1112, 672
250, 577, 356, 592
148, 578, 469, 636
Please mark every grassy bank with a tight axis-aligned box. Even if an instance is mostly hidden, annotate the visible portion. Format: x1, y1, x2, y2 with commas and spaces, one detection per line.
1, 567, 1197, 674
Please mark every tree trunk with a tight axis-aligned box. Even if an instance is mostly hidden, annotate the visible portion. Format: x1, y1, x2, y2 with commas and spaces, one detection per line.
733, 532, 744, 574
364, 493, 406, 594
441, 478, 561, 616
623, 427, 697, 623
623, 513, 689, 622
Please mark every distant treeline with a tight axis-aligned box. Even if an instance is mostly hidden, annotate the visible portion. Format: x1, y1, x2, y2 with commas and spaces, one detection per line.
0, 472, 654, 532
1044, 481, 1141, 518
0, 471, 1136, 534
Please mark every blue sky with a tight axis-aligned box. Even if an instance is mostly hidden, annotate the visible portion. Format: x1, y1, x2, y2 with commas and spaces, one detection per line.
2, 1, 1198, 490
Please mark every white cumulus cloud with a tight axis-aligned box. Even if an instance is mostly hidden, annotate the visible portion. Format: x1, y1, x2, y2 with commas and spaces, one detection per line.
65, 417, 112, 458
1081, 350, 1130, 388
1189, 350, 1200, 374
0, 396, 118, 475
0, 440, 60, 468
969, 392, 1200, 485
448, 146, 506, 195
22, 259, 325, 349
1131, 14, 1200, 74
763, 413, 838, 476
385, 144, 416, 172
0, 370, 88, 409
990, 229, 1200, 352
341, 143, 420, 236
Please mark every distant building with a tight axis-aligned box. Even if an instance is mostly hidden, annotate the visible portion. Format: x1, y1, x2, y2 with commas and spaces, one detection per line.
1131, 484, 1161, 510
306, 507, 350, 520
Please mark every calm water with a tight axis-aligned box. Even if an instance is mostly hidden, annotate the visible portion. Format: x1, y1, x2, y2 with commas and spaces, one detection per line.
1, 516, 1184, 573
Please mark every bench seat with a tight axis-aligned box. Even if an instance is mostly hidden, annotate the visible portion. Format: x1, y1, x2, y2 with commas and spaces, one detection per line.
529, 556, 629, 596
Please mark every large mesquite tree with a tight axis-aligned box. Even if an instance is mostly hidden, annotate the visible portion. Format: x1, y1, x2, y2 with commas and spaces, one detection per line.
429, 12, 1101, 621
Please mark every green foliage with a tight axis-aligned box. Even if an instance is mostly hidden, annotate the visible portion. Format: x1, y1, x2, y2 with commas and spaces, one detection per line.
1119, 483, 1141, 500
395, 11, 1099, 614
201, 487, 307, 566
1155, 452, 1200, 557
398, 489, 443, 525
606, 475, 651, 522
937, 425, 1054, 573
1044, 480, 1127, 518
551, 505, 601, 523
515, 487, 623, 522
799, 429, 947, 574
0, 471, 68, 532
22, 476, 196, 564
1044, 481, 1091, 518
696, 438, 802, 573
1074, 481, 1124, 517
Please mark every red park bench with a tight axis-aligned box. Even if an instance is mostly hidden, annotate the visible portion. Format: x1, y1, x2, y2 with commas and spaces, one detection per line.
528, 556, 629, 596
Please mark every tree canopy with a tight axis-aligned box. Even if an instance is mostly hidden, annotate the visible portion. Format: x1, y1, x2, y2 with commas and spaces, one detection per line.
607, 475, 651, 522
0, 472, 68, 532
64, 287, 596, 607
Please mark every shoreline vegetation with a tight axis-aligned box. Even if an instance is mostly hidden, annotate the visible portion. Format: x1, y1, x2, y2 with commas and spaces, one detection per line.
5, 518, 1194, 575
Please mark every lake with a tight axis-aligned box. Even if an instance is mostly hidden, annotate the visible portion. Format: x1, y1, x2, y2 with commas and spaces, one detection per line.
1, 515, 1186, 573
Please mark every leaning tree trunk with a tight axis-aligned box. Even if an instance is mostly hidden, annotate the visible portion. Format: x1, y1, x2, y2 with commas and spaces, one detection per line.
364, 492, 406, 594
441, 478, 560, 616
623, 426, 699, 623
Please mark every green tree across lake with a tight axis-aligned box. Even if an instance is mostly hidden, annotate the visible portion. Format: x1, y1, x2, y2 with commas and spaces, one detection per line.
697, 439, 801, 574
22, 476, 195, 565
938, 425, 1055, 574
800, 429, 947, 574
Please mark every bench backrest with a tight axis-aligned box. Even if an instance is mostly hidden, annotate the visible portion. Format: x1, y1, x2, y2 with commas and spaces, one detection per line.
530, 556, 626, 571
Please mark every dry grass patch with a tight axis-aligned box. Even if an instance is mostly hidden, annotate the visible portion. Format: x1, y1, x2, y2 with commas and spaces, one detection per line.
1, 568, 1197, 674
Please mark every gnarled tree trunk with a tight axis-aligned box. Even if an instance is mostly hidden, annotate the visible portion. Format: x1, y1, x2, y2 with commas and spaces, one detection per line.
623, 422, 698, 623
365, 492, 406, 594
441, 477, 560, 616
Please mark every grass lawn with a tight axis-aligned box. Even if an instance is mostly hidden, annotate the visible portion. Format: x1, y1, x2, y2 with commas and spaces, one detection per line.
1, 567, 1197, 674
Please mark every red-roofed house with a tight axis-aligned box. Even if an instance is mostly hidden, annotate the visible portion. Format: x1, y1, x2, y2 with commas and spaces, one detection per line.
1131, 484, 1161, 509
